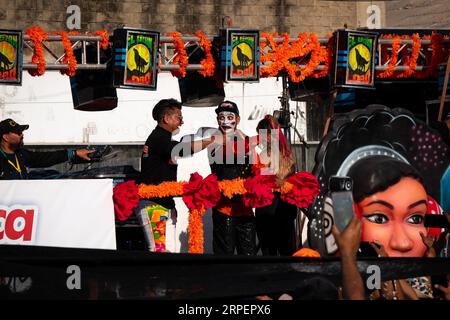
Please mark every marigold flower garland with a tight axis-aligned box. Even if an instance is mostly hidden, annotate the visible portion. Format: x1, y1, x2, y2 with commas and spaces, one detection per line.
94, 29, 110, 50
55, 31, 77, 76
378, 33, 423, 79
26, 26, 48, 76
129, 171, 320, 253
25, 28, 110, 77
260, 32, 328, 82
378, 35, 401, 78
195, 31, 215, 77
396, 33, 421, 78
167, 32, 189, 78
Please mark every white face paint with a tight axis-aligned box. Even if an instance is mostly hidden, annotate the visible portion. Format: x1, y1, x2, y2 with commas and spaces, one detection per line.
217, 111, 237, 133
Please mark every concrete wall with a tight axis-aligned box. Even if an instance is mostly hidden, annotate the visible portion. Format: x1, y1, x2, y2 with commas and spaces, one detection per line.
0, 0, 359, 36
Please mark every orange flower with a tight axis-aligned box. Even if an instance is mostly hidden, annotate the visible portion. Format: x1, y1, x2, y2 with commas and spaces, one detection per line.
293, 248, 321, 258
26, 26, 48, 76
188, 206, 206, 254
218, 178, 246, 199
138, 181, 185, 199
196, 31, 215, 77
396, 33, 421, 78
260, 32, 328, 83
94, 30, 109, 50
167, 32, 188, 78
55, 31, 77, 76
378, 35, 401, 78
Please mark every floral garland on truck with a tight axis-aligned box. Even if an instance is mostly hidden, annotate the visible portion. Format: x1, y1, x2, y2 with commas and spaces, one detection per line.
113, 171, 320, 254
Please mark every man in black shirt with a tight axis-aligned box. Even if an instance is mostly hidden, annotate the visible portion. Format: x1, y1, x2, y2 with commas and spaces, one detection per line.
137, 98, 217, 252
0, 118, 94, 179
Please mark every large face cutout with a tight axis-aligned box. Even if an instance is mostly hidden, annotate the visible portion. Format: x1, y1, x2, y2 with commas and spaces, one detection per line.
217, 111, 238, 133
358, 177, 428, 257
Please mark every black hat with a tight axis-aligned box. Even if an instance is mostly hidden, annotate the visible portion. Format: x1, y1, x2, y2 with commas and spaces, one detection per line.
0, 119, 29, 135
215, 100, 239, 115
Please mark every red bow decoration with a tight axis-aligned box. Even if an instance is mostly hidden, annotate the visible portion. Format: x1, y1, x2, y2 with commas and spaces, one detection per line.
182, 173, 221, 211
243, 174, 277, 208
113, 180, 139, 221
281, 171, 320, 208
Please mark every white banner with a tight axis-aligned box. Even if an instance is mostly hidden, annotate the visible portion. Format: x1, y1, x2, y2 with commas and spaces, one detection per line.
0, 179, 116, 250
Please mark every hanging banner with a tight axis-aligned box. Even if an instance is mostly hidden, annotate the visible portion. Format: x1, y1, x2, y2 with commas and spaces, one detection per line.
113, 28, 159, 90
0, 29, 22, 85
221, 29, 260, 82
333, 30, 377, 89
0, 179, 116, 250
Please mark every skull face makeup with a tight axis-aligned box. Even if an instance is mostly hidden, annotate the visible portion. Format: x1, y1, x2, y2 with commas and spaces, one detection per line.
218, 111, 238, 133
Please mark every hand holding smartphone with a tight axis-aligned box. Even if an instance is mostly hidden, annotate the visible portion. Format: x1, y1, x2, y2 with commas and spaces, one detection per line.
329, 176, 355, 233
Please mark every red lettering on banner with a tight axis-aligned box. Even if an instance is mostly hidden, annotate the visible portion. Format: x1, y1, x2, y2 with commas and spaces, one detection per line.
0, 209, 6, 240
0, 69, 17, 81
0, 206, 37, 243
130, 73, 150, 85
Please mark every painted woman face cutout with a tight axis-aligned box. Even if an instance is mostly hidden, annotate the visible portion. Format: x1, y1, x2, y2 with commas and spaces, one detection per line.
358, 177, 428, 257
217, 111, 238, 133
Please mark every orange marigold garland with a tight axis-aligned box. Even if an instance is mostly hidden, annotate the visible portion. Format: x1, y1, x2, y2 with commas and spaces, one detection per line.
415, 33, 444, 79
167, 32, 188, 77
55, 31, 77, 76
313, 35, 333, 79
260, 32, 328, 82
195, 31, 215, 77
26, 26, 48, 76
128, 171, 320, 254
138, 181, 185, 199
378, 35, 401, 78
188, 206, 206, 254
94, 29, 109, 50
396, 33, 421, 78
218, 178, 246, 199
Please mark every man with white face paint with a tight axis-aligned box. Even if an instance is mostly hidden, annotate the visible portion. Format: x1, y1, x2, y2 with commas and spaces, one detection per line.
208, 100, 257, 256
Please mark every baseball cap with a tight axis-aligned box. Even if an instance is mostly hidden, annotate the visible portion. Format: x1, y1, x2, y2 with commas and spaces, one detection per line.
0, 119, 29, 135
215, 100, 239, 115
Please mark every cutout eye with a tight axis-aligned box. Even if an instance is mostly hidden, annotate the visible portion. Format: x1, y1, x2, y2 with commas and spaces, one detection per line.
406, 214, 424, 225
365, 213, 388, 224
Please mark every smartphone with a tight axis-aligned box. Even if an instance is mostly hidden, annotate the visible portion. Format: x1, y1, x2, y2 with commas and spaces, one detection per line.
431, 274, 449, 298
329, 176, 355, 233
424, 214, 450, 229
357, 241, 378, 257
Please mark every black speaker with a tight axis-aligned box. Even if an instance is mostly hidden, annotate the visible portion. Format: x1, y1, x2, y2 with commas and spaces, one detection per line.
70, 44, 118, 111
178, 43, 225, 107
288, 76, 332, 102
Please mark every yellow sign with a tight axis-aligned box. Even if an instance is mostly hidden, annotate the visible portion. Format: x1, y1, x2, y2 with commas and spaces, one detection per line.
126, 43, 150, 74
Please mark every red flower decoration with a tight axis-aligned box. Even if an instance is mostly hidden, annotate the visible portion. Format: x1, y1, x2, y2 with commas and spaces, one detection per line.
281, 171, 320, 208
182, 173, 220, 211
113, 180, 139, 221
242, 174, 277, 208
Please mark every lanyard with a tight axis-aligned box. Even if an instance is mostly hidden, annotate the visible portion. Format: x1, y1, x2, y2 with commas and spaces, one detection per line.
0, 148, 22, 177
7, 154, 21, 174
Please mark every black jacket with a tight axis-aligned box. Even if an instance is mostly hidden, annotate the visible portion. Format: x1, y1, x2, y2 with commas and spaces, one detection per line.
0, 148, 69, 179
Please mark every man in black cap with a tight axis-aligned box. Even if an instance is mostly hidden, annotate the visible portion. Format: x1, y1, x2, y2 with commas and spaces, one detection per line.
0, 118, 94, 179
208, 100, 257, 255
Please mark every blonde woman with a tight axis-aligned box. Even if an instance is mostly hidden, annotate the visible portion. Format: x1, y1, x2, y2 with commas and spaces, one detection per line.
253, 115, 298, 256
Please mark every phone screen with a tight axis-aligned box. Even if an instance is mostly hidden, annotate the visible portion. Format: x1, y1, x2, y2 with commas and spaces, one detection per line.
331, 191, 355, 232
